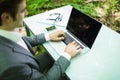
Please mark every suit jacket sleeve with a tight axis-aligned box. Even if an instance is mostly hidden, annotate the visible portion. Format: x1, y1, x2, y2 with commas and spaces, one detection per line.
0, 56, 70, 80
23, 33, 46, 47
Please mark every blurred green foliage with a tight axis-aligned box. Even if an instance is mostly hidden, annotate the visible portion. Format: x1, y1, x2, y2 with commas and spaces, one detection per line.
26, 0, 120, 32
26, 0, 98, 17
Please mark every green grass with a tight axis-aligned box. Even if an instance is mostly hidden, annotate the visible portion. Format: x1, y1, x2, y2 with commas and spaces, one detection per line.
26, 0, 98, 17
26, 0, 120, 33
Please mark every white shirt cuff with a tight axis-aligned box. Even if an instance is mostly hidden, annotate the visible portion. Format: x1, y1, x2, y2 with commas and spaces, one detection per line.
45, 33, 50, 41
61, 52, 71, 61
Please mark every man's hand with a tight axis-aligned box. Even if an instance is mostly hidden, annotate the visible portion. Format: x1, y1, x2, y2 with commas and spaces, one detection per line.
64, 41, 81, 58
49, 30, 66, 41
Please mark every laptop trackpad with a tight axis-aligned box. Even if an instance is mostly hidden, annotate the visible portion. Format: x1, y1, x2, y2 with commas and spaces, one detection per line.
49, 41, 66, 55
49, 41, 89, 56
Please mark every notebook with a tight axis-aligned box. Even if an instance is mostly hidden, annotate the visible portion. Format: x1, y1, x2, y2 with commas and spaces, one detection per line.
49, 7, 102, 55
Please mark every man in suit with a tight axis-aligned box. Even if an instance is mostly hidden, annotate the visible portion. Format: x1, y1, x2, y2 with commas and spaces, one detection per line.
0, 0, 81, 80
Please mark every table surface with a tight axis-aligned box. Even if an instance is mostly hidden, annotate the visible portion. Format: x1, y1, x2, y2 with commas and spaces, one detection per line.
24, 5, 120, 80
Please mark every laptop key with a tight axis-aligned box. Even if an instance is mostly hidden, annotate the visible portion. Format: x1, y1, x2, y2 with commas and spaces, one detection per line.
63, 33, 84, 49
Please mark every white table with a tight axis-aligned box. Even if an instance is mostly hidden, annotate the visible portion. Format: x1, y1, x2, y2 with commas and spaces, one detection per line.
24, 5, 120, 80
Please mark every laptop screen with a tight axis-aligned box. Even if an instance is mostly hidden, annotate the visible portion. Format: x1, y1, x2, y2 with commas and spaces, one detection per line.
67, 8, 102, 48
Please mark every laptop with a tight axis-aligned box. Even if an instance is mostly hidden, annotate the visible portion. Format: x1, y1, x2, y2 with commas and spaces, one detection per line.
49, 7, 102, 55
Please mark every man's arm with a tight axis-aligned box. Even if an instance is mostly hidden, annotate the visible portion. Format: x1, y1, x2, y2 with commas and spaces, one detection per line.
22, 33, 46, 47
22, 30, 66, 47
0, 56, 70, 80
46, 56, 70, 80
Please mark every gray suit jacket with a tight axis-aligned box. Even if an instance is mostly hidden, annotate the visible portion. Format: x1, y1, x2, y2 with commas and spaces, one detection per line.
0, 34, 70, 80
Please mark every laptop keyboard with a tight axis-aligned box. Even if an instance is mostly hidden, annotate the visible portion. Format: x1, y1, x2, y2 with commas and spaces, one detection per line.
62, 33, 84, 49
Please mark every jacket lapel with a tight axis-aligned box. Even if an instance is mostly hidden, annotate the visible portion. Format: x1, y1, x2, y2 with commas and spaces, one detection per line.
0, 36, 34, 58
13, 44, 34, 57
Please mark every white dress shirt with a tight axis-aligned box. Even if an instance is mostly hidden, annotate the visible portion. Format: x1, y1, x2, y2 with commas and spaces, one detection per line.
0, 30, 30, 51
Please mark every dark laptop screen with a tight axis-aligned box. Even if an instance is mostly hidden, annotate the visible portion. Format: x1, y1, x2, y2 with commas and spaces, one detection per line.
67, 8, 102, 48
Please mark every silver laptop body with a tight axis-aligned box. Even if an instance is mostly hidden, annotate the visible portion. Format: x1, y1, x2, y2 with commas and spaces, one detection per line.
49, 7, 102, 55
